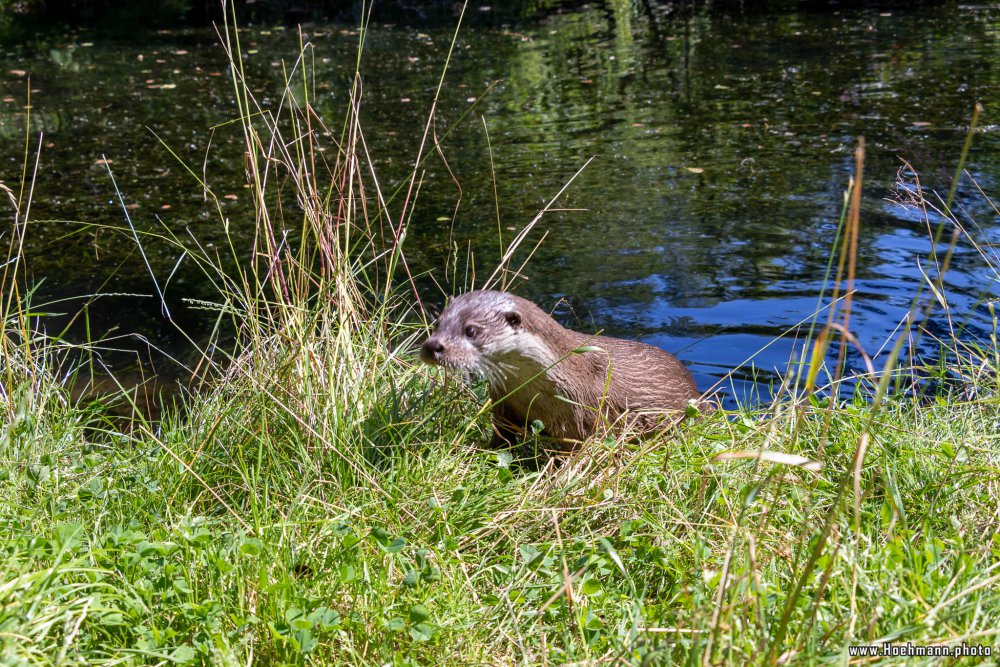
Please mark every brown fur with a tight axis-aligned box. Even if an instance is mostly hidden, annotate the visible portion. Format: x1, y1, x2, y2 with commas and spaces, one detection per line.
421, 290, 700, 449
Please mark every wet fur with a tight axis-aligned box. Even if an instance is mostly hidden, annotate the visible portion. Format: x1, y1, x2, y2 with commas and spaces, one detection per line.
421, 290, 700, 449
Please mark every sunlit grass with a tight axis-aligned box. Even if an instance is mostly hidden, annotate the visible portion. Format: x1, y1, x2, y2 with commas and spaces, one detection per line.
2, 4, 1000, 666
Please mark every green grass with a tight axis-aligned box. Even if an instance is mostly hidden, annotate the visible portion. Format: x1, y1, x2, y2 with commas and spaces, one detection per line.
3, 339, 1000, 665
3, 6, 1000, 666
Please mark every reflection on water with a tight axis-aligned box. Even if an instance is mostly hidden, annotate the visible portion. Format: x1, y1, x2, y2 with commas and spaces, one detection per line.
1, 3, 998, 407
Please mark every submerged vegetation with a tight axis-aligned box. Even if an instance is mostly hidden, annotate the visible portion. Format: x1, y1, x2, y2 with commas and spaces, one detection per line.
3, 6, 1000, 667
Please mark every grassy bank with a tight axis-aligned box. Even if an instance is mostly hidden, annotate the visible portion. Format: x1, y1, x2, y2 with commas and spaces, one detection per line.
3, 10, 1000, 667
3, 318, 1000, 665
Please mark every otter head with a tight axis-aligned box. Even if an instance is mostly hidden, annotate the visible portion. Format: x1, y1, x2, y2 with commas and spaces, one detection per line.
420, 291, 525, 374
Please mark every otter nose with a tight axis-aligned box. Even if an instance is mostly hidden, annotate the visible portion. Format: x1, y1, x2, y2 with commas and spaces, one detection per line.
421, 338, 445, 362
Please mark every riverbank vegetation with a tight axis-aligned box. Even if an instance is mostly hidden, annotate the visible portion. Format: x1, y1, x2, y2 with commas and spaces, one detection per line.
3, 8, 999, 666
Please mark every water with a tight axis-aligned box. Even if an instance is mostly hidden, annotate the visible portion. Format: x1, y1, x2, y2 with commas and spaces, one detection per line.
2, 3, 998, 406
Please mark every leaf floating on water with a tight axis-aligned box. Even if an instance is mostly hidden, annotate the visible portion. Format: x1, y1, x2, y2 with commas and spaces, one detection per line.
223, 194, 238, 201
9, 69, 26, 76
95, 158, 113, 165
686, 167, 704, 174
160, 83, 177, 90
911, 121, 931, 127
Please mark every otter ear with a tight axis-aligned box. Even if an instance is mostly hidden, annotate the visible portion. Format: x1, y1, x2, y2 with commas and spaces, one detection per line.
505, 311, 521, 328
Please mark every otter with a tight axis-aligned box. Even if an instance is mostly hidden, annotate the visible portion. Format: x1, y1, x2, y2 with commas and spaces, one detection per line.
420, 290, 700, 450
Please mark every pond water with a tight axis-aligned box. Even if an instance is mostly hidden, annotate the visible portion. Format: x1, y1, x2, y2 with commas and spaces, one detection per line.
2, 3, 998, 406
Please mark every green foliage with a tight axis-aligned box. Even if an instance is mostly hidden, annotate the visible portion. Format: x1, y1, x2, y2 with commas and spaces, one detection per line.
3, 347, 999, 664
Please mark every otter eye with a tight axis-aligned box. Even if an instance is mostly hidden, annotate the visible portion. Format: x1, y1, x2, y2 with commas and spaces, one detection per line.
505, 312, 521, 327
464, 325, 478, 338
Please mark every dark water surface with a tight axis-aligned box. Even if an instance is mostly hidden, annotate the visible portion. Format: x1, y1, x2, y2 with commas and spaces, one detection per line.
2, 3, 998, 405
